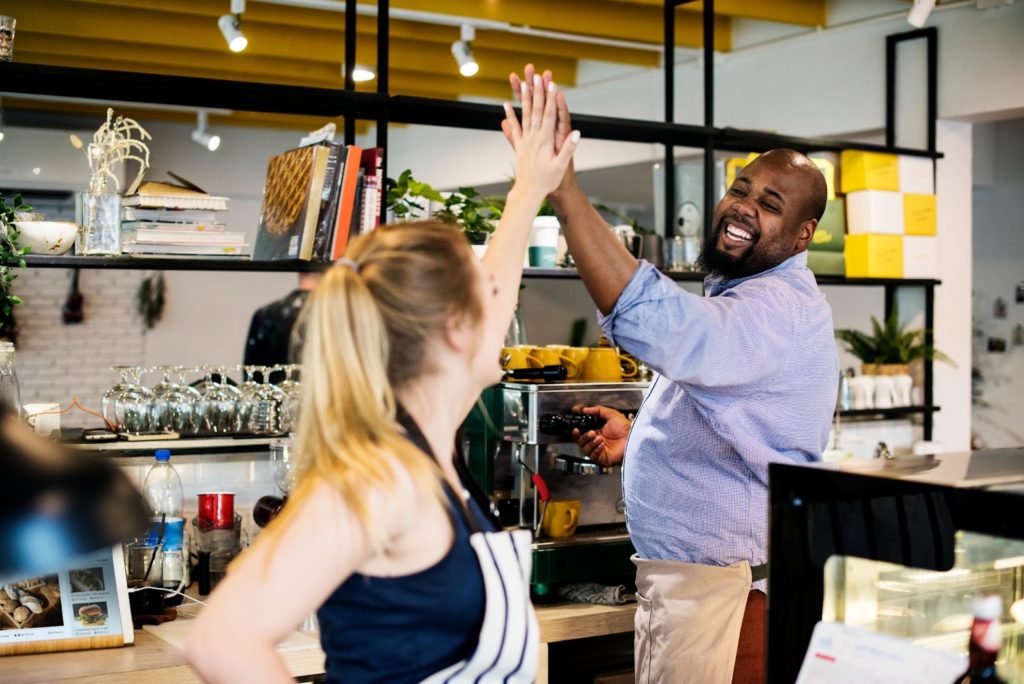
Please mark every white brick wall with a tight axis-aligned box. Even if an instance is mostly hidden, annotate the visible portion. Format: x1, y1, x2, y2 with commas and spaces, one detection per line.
12, 268, 148, 427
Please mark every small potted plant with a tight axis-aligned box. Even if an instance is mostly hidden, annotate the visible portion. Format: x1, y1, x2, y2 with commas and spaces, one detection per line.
835, 307, 954, 375
434, 186, 502, 248
385, 169, 444, 223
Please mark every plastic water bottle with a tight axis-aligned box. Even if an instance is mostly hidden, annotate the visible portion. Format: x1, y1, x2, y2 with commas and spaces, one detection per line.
142, 449, 186, 589
0, 340, 22, 418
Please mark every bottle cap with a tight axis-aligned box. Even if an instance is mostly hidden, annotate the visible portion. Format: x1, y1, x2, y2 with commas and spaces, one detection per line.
155, 449, 171, 462
974, 595, 1003, 621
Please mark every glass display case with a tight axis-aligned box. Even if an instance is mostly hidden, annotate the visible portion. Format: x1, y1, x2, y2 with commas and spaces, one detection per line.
768, 448, 1024, 683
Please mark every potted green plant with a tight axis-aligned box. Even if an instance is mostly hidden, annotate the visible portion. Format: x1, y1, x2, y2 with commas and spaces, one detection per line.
386, 171, 502, 247
835, 307, 954, 375
0, 193, 31, 338
434, 186, 503, 246
385, 169, 444, 222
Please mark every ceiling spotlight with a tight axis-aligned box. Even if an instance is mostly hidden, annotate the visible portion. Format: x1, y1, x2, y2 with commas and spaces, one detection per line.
451, 24, 478, 77
191, 111, 221, 152
344, 64, 375, 83
907, 0, 936, 27
218, 0, 248, 52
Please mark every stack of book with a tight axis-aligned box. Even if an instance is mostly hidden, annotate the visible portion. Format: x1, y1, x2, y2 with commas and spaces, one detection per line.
121, 181, 246, 257
252, 143, 384, 261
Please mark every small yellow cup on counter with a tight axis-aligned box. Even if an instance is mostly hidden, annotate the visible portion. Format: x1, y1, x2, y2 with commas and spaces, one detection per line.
542, 499, 581, 539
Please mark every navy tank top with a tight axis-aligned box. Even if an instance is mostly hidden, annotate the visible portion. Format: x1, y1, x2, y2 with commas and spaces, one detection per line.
316, 417, 498, 683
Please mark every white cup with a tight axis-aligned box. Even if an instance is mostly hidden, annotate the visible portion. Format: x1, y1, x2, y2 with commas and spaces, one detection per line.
24, 403, 61, 436
893, 374, 913, 406
873, 375, 895, 409
849, 376, 875, 410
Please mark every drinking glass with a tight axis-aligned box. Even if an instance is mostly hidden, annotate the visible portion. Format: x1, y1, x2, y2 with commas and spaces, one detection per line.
102, 366, 133, 430
156, 367, 201, 435
270, 439, 296, 495
149, 365, 177, 431
116, 367, 154, 433
202, 367, 243, 434
249, 368, 285, 435
277, 364, 302, 434
237, 365, 262, 433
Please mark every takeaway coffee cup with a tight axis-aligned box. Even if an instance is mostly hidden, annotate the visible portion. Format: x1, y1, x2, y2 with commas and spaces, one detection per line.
528, 217, 560, 267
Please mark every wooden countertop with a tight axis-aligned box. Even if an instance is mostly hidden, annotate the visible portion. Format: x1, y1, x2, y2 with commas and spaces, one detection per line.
0, 603, 635, 684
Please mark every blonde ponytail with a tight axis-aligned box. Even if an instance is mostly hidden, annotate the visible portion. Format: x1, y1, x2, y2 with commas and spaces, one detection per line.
268, 222, 481, 551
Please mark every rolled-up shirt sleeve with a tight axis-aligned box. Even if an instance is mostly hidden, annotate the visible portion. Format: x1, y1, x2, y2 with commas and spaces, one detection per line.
598, 260, 794, 390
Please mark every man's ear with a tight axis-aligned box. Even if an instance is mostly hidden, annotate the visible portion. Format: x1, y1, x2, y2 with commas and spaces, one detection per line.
796, 218, 818, 250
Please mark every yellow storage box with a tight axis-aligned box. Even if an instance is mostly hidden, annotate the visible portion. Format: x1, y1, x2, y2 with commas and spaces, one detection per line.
840, 150, 900, 193
846, 234, 904, 279
903, 194, 937, 235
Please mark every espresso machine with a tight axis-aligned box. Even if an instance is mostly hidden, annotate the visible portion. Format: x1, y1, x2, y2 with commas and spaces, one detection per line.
465, 381, 650, 596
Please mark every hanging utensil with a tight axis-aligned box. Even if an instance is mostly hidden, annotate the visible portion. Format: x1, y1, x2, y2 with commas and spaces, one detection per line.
62, 268, 84, 324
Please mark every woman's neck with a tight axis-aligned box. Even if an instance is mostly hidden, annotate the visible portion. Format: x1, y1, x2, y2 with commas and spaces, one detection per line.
396, 374, 471, 485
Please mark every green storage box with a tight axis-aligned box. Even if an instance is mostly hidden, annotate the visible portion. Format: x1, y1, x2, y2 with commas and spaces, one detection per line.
809, 198, 845, 253
807, 250, 846, 276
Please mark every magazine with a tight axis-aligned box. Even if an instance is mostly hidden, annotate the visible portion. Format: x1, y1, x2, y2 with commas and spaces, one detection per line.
0, 546, 133, 655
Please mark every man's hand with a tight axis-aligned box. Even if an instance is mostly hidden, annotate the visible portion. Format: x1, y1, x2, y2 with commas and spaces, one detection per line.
572, 405, 631, 468
502, 63, 578, 198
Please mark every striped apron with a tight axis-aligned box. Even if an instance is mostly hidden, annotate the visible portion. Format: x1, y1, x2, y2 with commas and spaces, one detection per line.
421, 526, 538, 683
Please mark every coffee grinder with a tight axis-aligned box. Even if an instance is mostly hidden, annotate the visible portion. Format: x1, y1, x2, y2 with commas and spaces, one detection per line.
465, 381, 650, 596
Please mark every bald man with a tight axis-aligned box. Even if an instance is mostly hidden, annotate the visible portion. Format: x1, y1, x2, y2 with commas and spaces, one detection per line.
505, 67, 839, 684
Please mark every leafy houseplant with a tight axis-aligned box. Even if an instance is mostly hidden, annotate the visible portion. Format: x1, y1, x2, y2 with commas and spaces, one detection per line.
433, 187, 503, 245
835, 307, 954, 375
386, 170, 502, 245
0, 193, 32, 337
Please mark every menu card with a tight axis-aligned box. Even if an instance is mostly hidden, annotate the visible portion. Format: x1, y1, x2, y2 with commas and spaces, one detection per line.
0, 545, 133, 656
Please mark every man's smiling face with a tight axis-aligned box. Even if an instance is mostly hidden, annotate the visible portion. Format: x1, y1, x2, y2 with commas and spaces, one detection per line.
699, 149, 825, 279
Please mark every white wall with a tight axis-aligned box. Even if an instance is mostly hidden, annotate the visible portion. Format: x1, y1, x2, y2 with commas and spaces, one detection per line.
971, 118, 1024, 447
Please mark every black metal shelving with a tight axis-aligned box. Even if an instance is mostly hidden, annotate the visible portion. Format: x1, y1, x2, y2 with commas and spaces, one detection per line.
16, 254, 329, 272
0, 2, 945, 440
839, 405, 941, 420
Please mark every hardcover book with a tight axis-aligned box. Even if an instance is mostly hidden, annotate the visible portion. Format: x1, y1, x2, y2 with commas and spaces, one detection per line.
253, 145, 332, 261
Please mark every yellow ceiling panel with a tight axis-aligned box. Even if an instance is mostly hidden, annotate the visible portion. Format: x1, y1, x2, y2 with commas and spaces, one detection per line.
611, 0, 827, 27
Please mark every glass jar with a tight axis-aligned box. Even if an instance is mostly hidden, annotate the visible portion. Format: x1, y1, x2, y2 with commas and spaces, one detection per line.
76, 173, 121, 256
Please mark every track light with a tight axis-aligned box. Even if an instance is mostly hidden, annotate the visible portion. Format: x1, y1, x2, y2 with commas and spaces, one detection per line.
343, 64, 375, 83
191, 111, 221, 152
907, 0, 936, 27
218, 0, 247, 52
451, 24, 478, 77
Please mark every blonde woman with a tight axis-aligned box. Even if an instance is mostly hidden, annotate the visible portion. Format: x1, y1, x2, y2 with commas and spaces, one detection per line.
185, 79, 578, 683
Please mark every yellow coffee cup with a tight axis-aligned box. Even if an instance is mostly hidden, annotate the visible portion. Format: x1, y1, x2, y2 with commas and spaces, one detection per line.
541, 499, 581, 539
527, 347, 579, 379
501, 346, 533, 370
549, 345, 590, 376
580, 347, 638, 382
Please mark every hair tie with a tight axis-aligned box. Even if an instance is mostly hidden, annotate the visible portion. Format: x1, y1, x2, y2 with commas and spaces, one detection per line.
336, 258, 361, 274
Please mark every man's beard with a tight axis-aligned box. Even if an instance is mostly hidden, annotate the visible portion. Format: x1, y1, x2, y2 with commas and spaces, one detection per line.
697, 227, 785, 279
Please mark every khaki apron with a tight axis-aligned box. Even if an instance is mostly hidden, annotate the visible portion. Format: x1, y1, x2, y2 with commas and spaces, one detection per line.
633, 555, 752, 684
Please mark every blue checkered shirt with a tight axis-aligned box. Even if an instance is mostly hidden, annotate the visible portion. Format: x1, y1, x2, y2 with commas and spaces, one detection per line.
598, 252, 838, 587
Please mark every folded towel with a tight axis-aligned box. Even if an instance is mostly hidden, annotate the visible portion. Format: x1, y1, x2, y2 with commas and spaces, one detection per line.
555, 582, 635, 606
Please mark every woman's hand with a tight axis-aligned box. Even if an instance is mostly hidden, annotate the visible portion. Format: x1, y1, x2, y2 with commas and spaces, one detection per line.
500, 71, 579, 205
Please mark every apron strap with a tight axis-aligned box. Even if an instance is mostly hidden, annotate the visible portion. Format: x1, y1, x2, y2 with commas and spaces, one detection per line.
396, 407, 500, 535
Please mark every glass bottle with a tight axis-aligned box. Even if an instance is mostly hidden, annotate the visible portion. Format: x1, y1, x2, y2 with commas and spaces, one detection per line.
0, 340, 21, 418
75, 170, 121, 256
953, 595, 1006, 683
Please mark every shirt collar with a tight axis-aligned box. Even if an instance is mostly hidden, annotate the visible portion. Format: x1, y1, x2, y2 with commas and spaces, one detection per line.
704, 251, 809, 297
